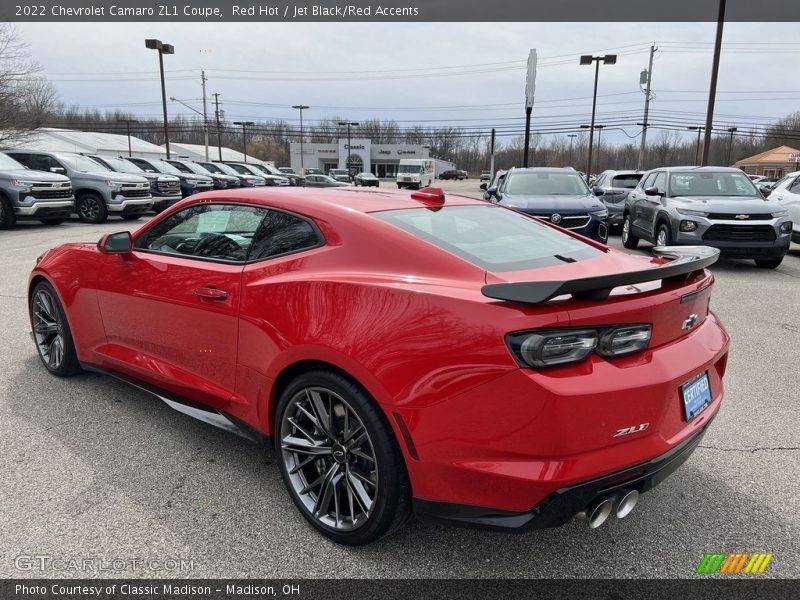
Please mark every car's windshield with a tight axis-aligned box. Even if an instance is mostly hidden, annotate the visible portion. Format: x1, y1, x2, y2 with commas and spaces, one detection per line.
504, 172, 589, 196
177, 161, 212, 176
669, 172, 758, 197
357, 172, 374, 177
611, 174, 642, 189
152, 160, 182, 175
330, 169, 347, 175
398, 165, 421, 174
375, 205, 602, 272
228, 163, 260, 176
197, 162, 223, 174
0, 152, 25, 170
58, 154, 111, 172
98, 157, 144, 174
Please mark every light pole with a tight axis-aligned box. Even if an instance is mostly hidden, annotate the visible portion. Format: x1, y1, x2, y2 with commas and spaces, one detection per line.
292, 104, 310, 170
567, 134, 577, 167
702, 0, 727, 165
582, 124, 605, 171
234, 121, 255, 162
117, 117, 135, 157
170, 97, 209, 160
338, 121, 359, 174
688, 126, 705, 165
580, 54, 616, 184
145, 38, 174, 159
726, 127, 738, 165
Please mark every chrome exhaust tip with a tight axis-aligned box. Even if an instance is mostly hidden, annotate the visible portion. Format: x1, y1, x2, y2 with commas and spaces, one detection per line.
584, 497, 614, 529
615, 490, 639, 519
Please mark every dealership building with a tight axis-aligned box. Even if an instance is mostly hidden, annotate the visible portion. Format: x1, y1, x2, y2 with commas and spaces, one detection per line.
289, 138, 454, 177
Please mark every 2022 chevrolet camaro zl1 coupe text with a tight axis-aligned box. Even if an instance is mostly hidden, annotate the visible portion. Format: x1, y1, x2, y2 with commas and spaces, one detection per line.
29, 186, 730, 545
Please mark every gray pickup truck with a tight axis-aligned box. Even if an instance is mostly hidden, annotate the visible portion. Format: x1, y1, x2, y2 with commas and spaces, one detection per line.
0, 151, 74, 229
5, 150, 152, 223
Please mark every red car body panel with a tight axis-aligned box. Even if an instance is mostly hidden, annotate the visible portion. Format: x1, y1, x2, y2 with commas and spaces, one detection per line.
29, 187, 730, 523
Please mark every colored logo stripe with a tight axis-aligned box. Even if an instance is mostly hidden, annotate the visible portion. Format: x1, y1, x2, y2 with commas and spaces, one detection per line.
697, 553, 773, 574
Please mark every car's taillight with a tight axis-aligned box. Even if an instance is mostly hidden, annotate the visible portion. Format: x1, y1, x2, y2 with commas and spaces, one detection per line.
507, 325, 652, 368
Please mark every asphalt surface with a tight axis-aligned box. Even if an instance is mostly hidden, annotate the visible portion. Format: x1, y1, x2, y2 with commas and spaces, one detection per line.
1, 179, 798, 579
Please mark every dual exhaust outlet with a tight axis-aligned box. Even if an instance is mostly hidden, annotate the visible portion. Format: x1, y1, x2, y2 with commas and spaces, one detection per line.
581, 490, 639, 529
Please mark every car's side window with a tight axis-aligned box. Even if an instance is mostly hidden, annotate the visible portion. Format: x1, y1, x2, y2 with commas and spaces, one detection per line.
652, 172, 666, 194
137, 204, 268, 262
641, 172, 657, 191
788, 176, 800, 193
248, 209, 323, 261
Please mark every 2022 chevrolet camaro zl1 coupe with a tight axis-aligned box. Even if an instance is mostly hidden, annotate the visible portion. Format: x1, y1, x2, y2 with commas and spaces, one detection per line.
29, 186, 729, 545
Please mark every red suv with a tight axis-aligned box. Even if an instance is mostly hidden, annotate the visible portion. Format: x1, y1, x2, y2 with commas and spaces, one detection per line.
439, 169, 467, 180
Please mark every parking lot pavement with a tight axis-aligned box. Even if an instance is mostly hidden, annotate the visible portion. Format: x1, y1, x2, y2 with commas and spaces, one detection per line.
1, 195, 798, 579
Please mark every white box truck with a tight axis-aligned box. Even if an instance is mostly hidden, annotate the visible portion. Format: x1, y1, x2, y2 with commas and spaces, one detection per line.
396, 159, 435, 190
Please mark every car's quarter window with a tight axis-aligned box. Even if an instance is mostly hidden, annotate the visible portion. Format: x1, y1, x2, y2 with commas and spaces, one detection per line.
137, 204, 267, 262
248, 209, 323, 260
375, 205, 603, 272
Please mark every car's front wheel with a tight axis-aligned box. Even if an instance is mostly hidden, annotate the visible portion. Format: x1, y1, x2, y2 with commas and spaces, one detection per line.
755, 257, 783, 269
30, 281, 82, 377
656, 223, 672, 247
76, 193, 108, 224
0, 194, 16, 230
622, 213, 640, 249
276, 369, 410, 545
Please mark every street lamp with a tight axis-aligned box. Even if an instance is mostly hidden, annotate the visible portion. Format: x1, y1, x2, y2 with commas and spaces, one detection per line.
726, 127, 738, 165
145, 38, 174, 159
233, 121, 255, 162
688, 126, 705, 165
170, 96, 209, 160
117, 117, 136, 157
579, 54, 616, 184
292, 104, 310, 170
338, 121, 359, 174
567, 134, 577, 167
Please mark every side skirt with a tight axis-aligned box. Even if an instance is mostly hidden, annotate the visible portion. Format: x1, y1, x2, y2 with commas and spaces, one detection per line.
80, 362, 271, 446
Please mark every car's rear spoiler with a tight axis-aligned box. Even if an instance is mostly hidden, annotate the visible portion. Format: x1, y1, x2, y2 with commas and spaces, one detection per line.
481, 246, 720, 304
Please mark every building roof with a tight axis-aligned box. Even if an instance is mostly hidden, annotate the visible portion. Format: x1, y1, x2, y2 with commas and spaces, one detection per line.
2, 128, 169, 157
734, 145, 800, 166
167, 142, 271, 165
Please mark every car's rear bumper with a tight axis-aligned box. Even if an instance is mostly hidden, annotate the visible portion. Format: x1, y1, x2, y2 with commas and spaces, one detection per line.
413, 414, 713, 530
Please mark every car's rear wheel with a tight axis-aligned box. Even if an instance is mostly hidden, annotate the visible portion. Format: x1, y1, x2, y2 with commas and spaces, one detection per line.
0, 194, 16, 230
76, 193, 108, 224
276, 369, 410, 545
656, 223, 672, 247
30, 281, 82, 377
755, 257, 783, 269
621, 213, 639, 249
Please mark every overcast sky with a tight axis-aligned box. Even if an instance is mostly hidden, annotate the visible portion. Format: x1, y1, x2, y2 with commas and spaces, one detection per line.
16, 21, 800, 146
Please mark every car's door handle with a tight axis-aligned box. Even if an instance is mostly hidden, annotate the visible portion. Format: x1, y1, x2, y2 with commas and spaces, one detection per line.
193, 287, 228, 300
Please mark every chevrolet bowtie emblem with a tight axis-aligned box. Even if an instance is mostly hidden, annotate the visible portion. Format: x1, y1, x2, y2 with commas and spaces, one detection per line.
734, 214, 749, 220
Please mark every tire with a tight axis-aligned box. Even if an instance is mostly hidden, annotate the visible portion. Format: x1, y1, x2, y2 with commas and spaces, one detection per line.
76, 193, 108, 224
755, 257, 783, 269
0, 194, 17, 230
120, 215, 141, 221
275, 369, 411, 546
621, 213, 640, 249
30, 281, 82, 377
39, 219, 65, 225
655, 222, 672, 247
397, 184, 403, 189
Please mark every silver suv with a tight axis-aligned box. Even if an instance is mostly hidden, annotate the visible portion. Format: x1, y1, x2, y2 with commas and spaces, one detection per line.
0, 152, 74, 229
623, 166, 792, 268
6, 150, 152, 224
592, 170, 643, 230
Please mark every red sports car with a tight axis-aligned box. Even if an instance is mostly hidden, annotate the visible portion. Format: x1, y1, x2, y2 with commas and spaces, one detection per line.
29, 186, 729, 545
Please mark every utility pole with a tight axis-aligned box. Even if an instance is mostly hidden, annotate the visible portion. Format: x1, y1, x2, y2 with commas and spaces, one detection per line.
117, 117, 135, 157
567, 134, 577, 166
145, 38, 175, 158
292, 104, 310, 170
233, 121, 255, 162
726, 127, 738, 165
702, 0, 727, 165
688, 126, 705, 165
580, 54, 616, 184
489, 128, 496, 176
201, 70, 209, 160
637, 44, 656, 171
213, 93, 222, 161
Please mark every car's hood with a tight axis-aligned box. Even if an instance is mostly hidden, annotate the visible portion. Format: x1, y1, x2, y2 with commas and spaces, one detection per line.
1, 168, 71, 183
177, 173, 213, 182
669, 196, 779, 214
139, 172, 179, 183
500, 193, 604, 213
82, 171, 149, 184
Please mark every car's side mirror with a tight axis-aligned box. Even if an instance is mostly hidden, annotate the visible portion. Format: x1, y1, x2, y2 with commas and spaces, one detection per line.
479, 182, 487, 190
644, 186, 662, 196
50, 167, 66, 174
592, 186, 605, 197
98, 231, 133, 254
